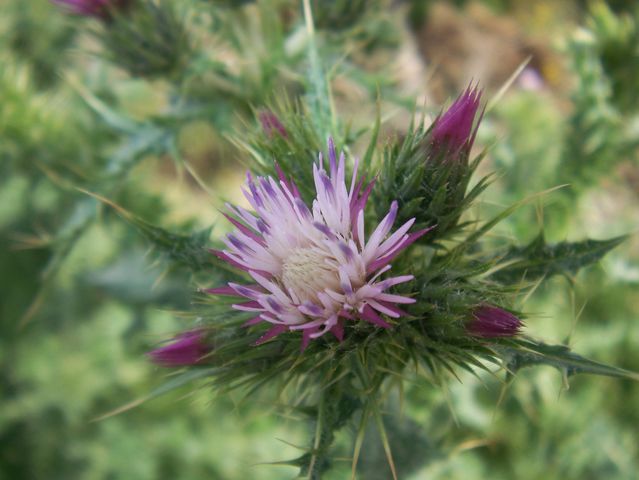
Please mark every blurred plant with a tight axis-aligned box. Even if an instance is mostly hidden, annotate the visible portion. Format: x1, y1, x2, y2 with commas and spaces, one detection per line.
3, 1, 639, 479
586, 1, 639, 113
311, 0, 375, 31
98, 0, 192, 78
1, 1, 77, 88
560, 3, 639, 188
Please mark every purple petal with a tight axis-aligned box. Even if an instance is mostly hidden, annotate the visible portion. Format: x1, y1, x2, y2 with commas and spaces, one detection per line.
327, 137, 338, 176
301, 327, 321, 352
367, 226, 434, 273
210, 249, 251, 272
204, 285, 238, 296
330, 320, 345, 342
242, 316, 264, 327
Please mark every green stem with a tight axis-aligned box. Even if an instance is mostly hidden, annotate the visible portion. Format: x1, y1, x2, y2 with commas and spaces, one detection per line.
303, 387, 361, 479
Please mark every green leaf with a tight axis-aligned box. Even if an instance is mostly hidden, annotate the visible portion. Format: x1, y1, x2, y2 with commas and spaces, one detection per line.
492, 233, 626, 283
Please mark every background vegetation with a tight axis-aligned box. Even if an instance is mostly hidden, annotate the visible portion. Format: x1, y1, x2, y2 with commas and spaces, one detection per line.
1, 0, 637, 478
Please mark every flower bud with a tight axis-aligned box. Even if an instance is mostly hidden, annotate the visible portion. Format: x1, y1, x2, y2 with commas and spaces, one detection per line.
259, 111, 287, 139
431, 85, 482, 158
468, 305, 522, 338
52, 0, 132, 20
148, 331, 212, 367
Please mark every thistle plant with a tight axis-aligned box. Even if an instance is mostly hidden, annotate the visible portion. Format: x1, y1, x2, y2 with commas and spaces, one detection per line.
144, 90, 635, 477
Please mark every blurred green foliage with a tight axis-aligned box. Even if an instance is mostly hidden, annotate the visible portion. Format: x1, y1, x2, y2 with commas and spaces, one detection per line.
1, 0, 638, 479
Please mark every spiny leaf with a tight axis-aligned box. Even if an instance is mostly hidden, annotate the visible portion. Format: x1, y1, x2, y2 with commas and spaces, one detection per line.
492, 233, 626, 283
500, 339, 639, 381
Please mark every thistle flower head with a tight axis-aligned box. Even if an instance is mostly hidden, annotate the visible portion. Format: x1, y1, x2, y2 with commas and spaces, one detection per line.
52, 0, 131, 18
468, 305, 522, 338
209, 139, 429, 349
431, 85, 483, 156
148, 331, 211, 367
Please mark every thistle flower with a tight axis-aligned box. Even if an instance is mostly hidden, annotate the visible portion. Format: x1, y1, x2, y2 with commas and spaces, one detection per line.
209, 139, 429, 349
52, 0, 131, 19
468, 305, 522, 338
148, 331, 211, 367
431, 85, 483, 156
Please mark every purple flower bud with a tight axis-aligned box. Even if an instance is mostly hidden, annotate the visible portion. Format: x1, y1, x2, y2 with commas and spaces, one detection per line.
468, 305, 522, 338
259, 111, 287, 139
52, 0, 131, 19
147, 330, 212, 367
431, 85, 483, 157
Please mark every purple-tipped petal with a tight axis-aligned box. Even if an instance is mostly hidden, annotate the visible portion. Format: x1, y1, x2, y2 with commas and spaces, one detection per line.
367, 226, 434, 273
204, 285, 238, 296
222, 213, 265, 246
275, 162, 301, 199
210, 249, 249, 272
242, 316, 264, 327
